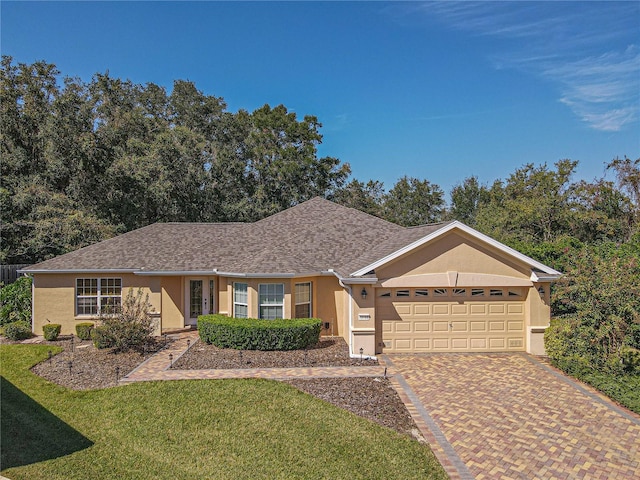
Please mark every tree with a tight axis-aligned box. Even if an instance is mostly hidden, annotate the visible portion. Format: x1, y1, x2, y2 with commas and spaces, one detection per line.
0, 276, 32, 325
382, 176, 445, 226
448, 176, 489, 226
331, 179, 385, 217
607, 156, 640, 232
474, 160, 577, 244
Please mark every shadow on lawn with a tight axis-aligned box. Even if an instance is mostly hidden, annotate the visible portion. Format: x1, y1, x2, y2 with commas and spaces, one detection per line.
0, 376, 93, 470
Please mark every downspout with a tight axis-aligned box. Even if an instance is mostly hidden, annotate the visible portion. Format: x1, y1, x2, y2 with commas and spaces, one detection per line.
30, 274, 35, 334
330, 269, 354, 357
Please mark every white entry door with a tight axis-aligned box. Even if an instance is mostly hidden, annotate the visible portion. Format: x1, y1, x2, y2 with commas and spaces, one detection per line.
185, 277, 215, 326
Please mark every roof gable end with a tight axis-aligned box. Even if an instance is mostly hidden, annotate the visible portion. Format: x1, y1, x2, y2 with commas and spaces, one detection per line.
350, 221, 562, 278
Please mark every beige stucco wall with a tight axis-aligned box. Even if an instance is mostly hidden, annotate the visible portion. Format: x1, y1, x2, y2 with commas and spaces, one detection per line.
377, 231, 531, 280
32, 273, 161, 336
161, 277, 184, 330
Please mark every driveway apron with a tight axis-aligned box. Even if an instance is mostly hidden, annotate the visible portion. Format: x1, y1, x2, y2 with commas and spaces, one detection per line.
384, 353, 640, 480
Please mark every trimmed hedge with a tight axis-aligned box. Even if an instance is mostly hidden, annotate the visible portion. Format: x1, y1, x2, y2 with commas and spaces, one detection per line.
43, 323, 62, 341
198, 314, 321, 351
76, 322, 95, 340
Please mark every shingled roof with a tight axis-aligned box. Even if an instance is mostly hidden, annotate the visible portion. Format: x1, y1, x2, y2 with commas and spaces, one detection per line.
24, 197, 454, 278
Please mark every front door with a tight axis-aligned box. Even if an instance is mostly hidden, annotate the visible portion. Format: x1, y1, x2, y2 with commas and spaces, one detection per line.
186, 277, 215, 326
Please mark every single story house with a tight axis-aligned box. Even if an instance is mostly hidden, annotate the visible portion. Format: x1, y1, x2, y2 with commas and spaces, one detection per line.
23, 197, 561, 356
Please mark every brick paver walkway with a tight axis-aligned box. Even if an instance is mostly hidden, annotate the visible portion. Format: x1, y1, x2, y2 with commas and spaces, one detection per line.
383, 353, 640, 480
121, 331, 388, 382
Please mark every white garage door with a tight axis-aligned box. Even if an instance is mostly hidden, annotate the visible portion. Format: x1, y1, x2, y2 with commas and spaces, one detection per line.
377, 287, 525, 353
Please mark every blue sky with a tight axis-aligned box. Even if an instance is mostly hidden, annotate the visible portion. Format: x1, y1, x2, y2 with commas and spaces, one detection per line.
2, 1, 638, 194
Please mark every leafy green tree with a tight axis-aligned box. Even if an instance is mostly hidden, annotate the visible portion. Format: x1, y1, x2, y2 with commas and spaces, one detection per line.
0, 276, 32, 326
382, 176, 445, 226
331, 179, 385, 217
448, 176, 489, 226
475, 160, 576, 244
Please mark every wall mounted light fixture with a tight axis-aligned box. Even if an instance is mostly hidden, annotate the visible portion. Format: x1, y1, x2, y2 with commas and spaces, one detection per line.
361, 288, 368, 299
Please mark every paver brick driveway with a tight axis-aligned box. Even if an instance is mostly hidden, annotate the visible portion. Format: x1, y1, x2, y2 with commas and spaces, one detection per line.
385, 353, 640, 480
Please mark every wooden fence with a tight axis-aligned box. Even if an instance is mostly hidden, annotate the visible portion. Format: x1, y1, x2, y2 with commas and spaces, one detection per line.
1, 264, 31, 285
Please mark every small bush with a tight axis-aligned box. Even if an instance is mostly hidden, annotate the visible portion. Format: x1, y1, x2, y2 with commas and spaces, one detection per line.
198, 314, 321, 351
43, 323, 61, 341
621, 346, 640, 373
76, 322, 95, 340
92, 288, 154, 351
4, 320, 32, 341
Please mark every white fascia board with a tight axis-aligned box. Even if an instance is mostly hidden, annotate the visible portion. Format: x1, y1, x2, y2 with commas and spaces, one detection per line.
135, 270, 217, 276
530, 271, 562, 282
21, 268, 140, 275
340, 277, 379, 285
215, 271, 296, 278
351, 221, 562, 277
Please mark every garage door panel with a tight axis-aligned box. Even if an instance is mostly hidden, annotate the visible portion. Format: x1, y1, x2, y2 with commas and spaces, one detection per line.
489, 304, 505, 314
414, 322, 430, 332
451, 304, 468, 315
451, 321, 468, 332
470, 304, 487, 315
433, 321, 449, 332
432, 338, 450, 349
470, 321, 487, 332
508, 321, 524, 331
508, 304, 524, 314
489, 321, 506, 331
395, 322, 412, 333
451, 338, 469, 349
377, 292, 525, 353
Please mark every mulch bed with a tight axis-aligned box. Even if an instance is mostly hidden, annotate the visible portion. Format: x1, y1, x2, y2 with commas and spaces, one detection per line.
21, 336, 167, 390
171, 336, 379, 369
4, 335, 423, 441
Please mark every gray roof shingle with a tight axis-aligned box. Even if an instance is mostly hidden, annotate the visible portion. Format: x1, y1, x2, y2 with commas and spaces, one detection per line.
24, 197, 454, 277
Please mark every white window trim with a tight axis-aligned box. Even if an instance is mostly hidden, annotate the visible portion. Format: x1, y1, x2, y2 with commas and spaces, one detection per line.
258, 283, 285, 320
294, 282, 312, 318
233, 282, 248, 318
75, 277, 122, 316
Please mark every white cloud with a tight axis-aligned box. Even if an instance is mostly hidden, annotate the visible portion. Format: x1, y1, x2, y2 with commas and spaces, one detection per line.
409, 1, 640, 131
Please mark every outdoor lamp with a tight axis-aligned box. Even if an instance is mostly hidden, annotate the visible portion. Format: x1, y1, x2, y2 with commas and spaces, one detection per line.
361, 288, 367, 299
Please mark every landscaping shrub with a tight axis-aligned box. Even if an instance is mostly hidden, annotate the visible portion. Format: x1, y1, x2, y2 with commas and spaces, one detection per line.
76, 322, 95, 340
198, 314, 321, 351
4, 320, 32, 341
0, 276, 32, 326
92, 288, 154, 351
43, 323, 61, 341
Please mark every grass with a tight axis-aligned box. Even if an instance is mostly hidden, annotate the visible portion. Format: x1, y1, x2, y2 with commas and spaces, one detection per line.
1, 345, 447, 479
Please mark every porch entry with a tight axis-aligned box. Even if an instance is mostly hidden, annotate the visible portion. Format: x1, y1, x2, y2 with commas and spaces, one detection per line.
185, 277, 216, 326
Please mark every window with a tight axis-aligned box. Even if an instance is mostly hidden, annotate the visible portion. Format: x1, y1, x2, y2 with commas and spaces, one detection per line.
234, 283, 248, 318
379, 291, 391, 297
471, 288, 485, 297
76, 278, 121, 316
415, 289, 429, 297
294, 282, 312, 318
508, 289, 522, 297
190, 280, 203, 317
259, 283, 284, 320
396, 290, 410, 297
453, 288, 466, 296
433, 288, 448, 296
209, 279, 216, 313
490, 289, 504, 297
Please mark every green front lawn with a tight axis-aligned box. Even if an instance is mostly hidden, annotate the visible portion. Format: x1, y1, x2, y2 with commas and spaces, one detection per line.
1, 345, 447, 479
